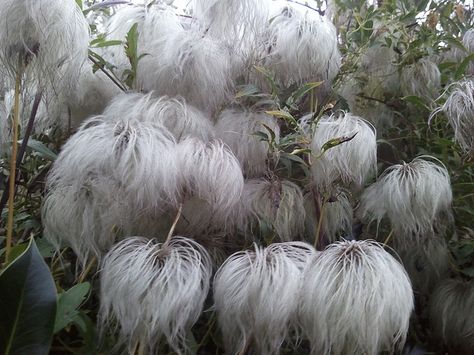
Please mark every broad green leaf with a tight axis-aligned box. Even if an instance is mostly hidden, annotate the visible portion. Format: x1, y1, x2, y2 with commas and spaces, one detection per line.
0, 238, 57, 355
54, 283, 91, 333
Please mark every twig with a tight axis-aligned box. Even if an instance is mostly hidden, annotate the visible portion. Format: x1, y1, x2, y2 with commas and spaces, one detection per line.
383, 229, 394, 246
165, 204, 183, 244
78, 256, 97, 283
0, 91, 42, 218
314, 196, 327, 249
88, 54, 127, 92
5, 57, 23, 264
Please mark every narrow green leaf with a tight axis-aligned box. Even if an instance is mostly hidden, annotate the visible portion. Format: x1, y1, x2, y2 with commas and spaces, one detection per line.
22, 139, 57, 161
455, 53, 474, 79
321, 133, 358, 153
287, 81, 324, 106
0, 239, 57, 355
91, 40, 123, 48
235, 84, 260, 98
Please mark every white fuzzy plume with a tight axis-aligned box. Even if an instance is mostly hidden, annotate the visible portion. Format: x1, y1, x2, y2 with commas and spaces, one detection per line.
0, 0, 89, 94
146, 22, 234, 114
99, 4, 182, 89
214, 242, 315, 355
310, 112, 377, 190
237, 178, 306, 241
261, 3, 341, 86
429, 279, 474, 353
400, 58, 441, 101
102, 92, 214, 141
431, 78, 474, 152
100, 236, 212, 354
299, 239, 414, 355
215, 108, 279, 177
176, 138, 244, 213
358, 156, 452, 239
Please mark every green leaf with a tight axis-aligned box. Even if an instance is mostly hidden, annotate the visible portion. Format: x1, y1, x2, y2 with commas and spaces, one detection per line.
235, 84, 260, 98
54, 283, 91, 334
455, 53, 474, 80
0, 238, 57, 355
287, 81, 323, 106
124, 23, 140, 89
265, 110, 295, 122
321, 133, 358, 153
91, 40, 123, 48
22, 139, 57, 161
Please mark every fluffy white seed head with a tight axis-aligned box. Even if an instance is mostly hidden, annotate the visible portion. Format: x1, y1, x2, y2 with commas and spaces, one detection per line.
0, 0, 89, 95
103, 92, 214, 141
147, 22, 234, 114
261, 3, 341, 86
400, 58, 441, 101
237, 179, 306, 241
42, 177, 124, 266
304, 189, 353, 243
432, 78, 474, 152
299, 240, 414, 355
215, 108, 279, 177
358, 156, 453, 239
462, 28, 474, 75
191, 0, 270, 51
100, 236, 212, 354
47, 112, 180, 209
310, 112, 377, 190
176, 138, 244, 213
214, 242, 315, 355
99, 4, 182, 88
429, 279, 474, 353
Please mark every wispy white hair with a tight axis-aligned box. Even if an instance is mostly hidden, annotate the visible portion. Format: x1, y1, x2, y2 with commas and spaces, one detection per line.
100, 4, 182, 88
214, 242, 315, 354
236, 178, 306, 241
431, 78, 474, 152
102, 92, 214, 141
299, 240, 414, 355
215, 108, 279, 177
462, 28, 474, 75
176, 138, 244, 212
396, 236, 450, 296
262, 3, 340, 86
310, 112, 377, 190
0, 0, 89, 94
400, 58, 441, 101
47, 112, 180, 209
429, 279, 474, 353
147, 22, 234, 114
42, 177, 127, 266
100, 236, 212, 354
304, 189, 353, 243
358, 156, 452, 239
191, 0, 270, 46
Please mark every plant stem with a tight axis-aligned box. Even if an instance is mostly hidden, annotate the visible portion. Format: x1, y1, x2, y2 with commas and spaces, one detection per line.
5, 58, 23, 264
383, 229, 394, 245
165, 204, 183, 245
0, 91, 42, 219
88, 54, 127, 92
314, 196, 327, 249
78, 256, 97, 283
